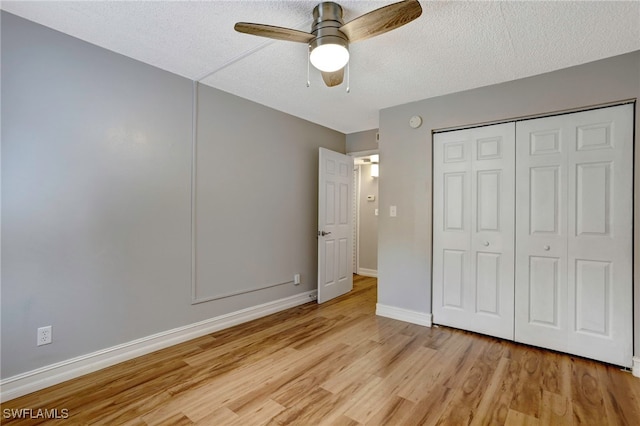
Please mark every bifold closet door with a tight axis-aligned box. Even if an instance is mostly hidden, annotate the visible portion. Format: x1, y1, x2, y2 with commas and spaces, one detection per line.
515, 104, 633, 367
433, 123, 515, 340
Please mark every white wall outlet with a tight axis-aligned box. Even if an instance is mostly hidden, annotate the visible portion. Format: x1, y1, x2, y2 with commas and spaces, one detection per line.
294, 273, 301, 285
37, 326, 52, 346
390, 205, 397, 217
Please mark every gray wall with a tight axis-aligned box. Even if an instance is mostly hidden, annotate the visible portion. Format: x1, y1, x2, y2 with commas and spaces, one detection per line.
346, 129, 378, 153
194, 84, 344, 302
378, 51, 640, 355
0, 12, 345, 379
357, 164, 378, 272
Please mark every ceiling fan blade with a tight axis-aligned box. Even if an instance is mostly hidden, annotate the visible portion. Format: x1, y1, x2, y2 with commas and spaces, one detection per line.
340, 0, 422, 43
234, 22, 315, 43
321, 69, 344, 87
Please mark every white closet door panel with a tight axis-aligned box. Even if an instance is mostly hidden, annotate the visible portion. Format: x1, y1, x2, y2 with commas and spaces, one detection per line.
476, 252, 501, 315
566, 105, 633, 367
515, 116, 569, 352
444, 172, 467, 234
529, 166, 561, 234
433, 123, 514, 340
515, 104, 633, 367
433, 133, 471, 325
442, 249, 466, 308
470, 124, 515, 339
528, 256, 560, 326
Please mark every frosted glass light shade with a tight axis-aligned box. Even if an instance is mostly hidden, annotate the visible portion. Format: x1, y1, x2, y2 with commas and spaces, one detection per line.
310, 43, 349, 72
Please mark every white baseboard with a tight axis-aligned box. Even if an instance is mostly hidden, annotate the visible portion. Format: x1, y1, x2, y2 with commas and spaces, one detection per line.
633, 356, 640, 378
357, 268, 378, 278
376, 303, 432, 327
0, 290, 317, 402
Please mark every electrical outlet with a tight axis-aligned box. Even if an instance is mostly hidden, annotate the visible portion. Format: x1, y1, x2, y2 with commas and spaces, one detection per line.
294, 273, 301, 285
37, 326, 52, 346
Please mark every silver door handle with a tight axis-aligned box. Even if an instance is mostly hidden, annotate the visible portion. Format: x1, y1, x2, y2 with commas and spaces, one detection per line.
544, 245, 550, 251
483, 241, 489, 247
320, 231, 332, 236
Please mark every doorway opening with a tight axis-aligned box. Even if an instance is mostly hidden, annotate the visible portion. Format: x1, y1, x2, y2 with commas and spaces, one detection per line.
351, 151, 379, 277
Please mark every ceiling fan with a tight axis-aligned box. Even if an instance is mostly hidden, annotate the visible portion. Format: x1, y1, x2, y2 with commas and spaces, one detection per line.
234, 0, 423, 87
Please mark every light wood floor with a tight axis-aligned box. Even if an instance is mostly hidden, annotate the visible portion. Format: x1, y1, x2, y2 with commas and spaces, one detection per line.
2, 275, 639, 425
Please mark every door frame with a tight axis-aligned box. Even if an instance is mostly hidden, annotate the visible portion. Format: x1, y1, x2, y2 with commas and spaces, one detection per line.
348, 149, 379, 277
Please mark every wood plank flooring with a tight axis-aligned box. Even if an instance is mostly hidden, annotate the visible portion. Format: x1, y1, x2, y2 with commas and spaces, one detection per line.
2, 275, 639, 425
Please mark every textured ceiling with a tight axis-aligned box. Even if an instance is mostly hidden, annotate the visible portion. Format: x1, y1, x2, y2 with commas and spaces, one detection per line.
2, 1, 639, 134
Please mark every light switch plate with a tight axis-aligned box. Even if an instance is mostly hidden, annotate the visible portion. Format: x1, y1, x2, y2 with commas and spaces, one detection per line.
390, 206, 397, 217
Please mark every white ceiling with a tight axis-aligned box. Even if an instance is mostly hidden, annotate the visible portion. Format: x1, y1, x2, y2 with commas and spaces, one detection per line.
2, 1, 639, 134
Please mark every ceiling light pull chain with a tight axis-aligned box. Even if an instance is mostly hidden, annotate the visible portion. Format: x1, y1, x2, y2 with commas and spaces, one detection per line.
346, 61, 350, 93
307, 45, 311, 88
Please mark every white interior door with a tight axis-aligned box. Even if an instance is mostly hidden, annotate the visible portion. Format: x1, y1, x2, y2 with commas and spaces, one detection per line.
433, 123, 515, 340
515, 104, 633, 367
318, 148, 353, 304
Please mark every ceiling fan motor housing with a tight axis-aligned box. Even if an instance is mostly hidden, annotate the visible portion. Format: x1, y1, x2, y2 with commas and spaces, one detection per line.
310, 2, 349, 53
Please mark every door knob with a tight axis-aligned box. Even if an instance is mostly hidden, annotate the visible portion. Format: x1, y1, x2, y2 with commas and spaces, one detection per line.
320, 231, 332, 236
544, 245, 550, 251
483, 241, 490, 247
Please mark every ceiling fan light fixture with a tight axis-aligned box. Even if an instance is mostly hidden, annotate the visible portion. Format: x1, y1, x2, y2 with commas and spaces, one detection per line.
309, 37, 349, 72
234, 0, 423, 86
